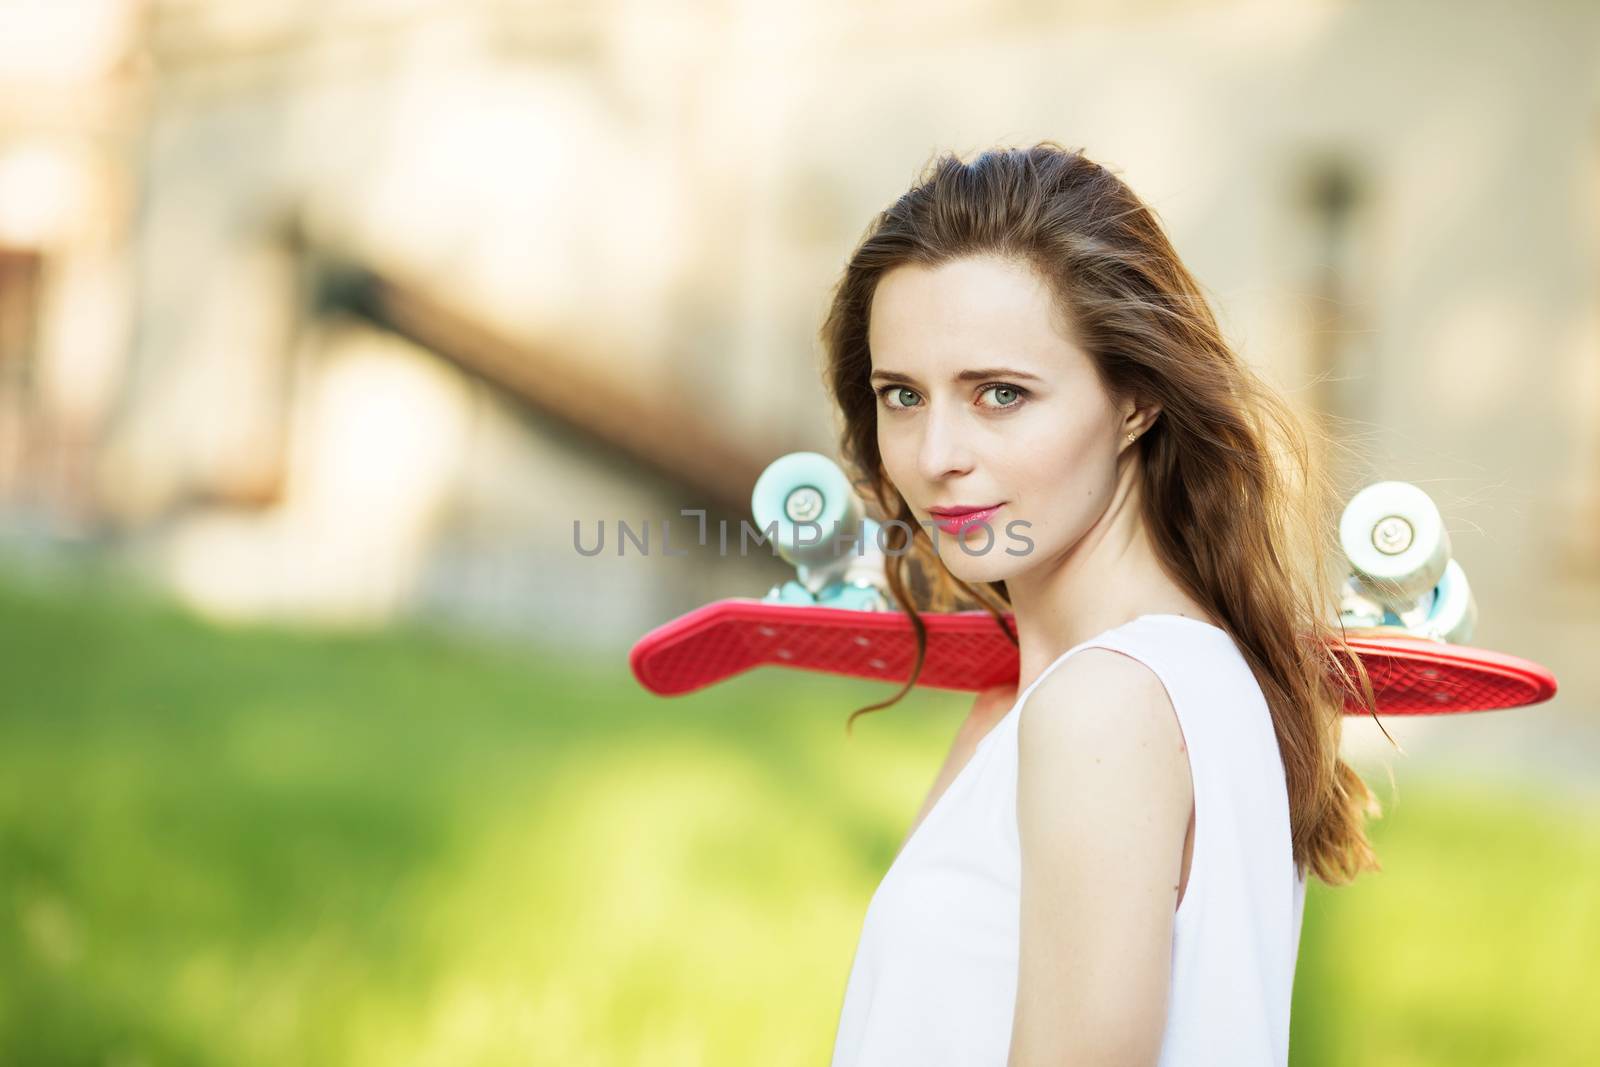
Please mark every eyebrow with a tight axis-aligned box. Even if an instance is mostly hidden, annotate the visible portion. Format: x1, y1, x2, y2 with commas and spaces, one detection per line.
868, 367, 1044, 386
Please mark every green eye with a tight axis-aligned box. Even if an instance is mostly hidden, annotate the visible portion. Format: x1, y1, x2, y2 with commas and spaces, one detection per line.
876, 386, 922, 409
980, 384, 1030, 409
873, 382, 1031, 411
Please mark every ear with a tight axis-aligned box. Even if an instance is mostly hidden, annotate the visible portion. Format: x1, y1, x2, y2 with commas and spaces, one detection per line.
1120, 401, 1162, 438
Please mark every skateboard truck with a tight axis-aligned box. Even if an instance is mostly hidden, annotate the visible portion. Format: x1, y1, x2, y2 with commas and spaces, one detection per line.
1336, 480, 1478, 643
751, 451, 896, 612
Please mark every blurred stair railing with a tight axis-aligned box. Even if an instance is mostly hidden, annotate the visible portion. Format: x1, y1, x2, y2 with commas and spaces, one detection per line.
288, 226, 801, 523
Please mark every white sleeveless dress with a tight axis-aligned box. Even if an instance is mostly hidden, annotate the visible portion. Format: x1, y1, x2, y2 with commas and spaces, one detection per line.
829, 613, 1307, 1066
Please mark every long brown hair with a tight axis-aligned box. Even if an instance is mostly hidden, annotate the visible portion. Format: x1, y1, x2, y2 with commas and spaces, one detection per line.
818, 142, 1390, 886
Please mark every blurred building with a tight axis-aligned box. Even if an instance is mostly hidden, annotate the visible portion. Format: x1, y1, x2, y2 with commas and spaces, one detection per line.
0, 0, 1596, 768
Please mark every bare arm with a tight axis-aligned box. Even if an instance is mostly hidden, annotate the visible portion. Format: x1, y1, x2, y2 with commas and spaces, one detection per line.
890, 682, 1019, 864
1007, 649, 1192, 1067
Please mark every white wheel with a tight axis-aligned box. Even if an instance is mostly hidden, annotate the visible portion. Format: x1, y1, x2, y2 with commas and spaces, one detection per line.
1339, 481, 1450, 610
751, 451, 863, 568
1414, 557, 1478, 643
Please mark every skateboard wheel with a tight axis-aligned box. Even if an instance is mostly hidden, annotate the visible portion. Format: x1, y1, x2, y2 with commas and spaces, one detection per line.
762, 579, 817, 605
1339, 481, 1450, 609
1415, 557, 1477, 643
820, 583, 889, 611
751, 451, 864, 568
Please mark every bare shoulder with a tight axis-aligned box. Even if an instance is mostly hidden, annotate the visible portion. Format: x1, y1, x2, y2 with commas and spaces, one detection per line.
1019, 646, 1185, 751
1015, 647, 1191, 817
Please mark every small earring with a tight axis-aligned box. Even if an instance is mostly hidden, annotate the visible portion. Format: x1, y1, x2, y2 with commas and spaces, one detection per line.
1126, 431, 1137, 443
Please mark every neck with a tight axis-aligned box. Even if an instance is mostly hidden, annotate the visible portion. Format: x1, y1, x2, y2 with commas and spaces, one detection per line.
1003, 459, 1203, 692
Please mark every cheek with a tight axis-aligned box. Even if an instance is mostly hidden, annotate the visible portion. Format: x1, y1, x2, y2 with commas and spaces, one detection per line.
875, 422, 901, 472
1004, 418, 1114, 521
1010, 411, 1097, 474
875, 425, 916, 499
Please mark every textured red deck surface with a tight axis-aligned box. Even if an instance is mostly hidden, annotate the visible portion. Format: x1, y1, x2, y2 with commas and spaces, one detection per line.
630, 599, 1557, 715
1332, 633, 1557, 714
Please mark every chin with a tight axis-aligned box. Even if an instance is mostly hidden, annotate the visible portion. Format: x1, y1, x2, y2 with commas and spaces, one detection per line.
930, 534, 1026, 586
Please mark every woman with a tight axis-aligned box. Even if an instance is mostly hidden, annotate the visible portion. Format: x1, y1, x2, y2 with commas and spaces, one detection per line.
819, 143, 1390, 1066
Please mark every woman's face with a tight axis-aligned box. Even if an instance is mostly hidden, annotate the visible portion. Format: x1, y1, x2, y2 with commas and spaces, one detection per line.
867, 254, 1139, 584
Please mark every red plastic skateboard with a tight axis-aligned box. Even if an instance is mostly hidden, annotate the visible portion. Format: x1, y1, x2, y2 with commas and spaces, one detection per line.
628, 456, 1558, 716
628, 599, 1557, 715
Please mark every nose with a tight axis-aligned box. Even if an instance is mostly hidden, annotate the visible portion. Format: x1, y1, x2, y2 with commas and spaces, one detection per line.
915, 402, 976, 483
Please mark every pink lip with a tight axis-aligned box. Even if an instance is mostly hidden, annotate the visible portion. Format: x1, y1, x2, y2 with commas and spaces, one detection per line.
929, 504, 1003, 535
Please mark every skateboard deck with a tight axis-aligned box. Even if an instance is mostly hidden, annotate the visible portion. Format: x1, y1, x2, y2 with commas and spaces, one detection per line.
628, 598, 1558, 715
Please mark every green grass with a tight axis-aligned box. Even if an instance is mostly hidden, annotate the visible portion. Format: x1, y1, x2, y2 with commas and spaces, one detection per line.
1294, 775, 1600, 1066
0, 568, 1595, 1065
